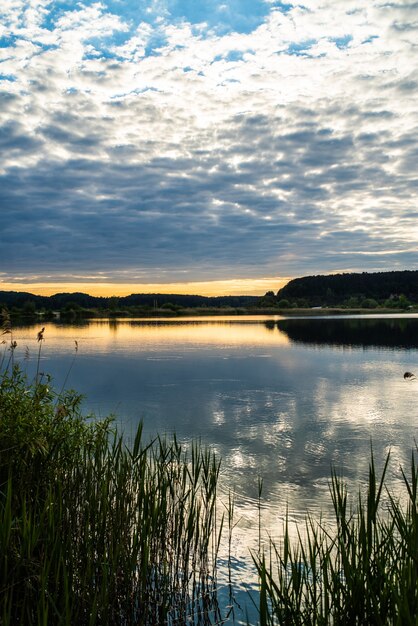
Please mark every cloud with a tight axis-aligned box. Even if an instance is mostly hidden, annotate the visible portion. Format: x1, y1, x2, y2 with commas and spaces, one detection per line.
0, 0, 417, 287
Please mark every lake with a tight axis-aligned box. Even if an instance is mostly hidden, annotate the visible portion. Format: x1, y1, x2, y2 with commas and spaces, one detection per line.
9, 314, 418, 622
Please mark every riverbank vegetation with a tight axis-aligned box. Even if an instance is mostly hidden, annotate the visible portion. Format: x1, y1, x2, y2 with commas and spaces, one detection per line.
0, 357, 224, 623
254, 451, 418, 625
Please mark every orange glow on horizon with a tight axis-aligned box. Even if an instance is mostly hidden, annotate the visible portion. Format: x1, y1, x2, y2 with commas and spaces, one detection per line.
0, 276, 289, 298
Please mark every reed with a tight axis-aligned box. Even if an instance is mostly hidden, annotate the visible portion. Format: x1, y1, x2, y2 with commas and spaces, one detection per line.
1, 308, 16, 373
0, 364, 225, 625
253, 451, 418, 625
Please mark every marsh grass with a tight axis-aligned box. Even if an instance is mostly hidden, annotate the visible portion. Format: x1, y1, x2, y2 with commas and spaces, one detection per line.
254, 452, 418, 625
1, 308, 16, 373
0, 337, 226, 624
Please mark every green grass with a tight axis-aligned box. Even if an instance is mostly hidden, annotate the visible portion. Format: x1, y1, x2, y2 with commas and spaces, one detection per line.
253, 452, 418, 625
0, 363, 224, 625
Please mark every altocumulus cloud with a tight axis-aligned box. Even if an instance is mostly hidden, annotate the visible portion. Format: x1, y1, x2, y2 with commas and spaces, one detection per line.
0, 0, 417, 286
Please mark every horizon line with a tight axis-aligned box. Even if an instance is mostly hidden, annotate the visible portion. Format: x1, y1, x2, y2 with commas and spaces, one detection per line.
0, 276, 290, 298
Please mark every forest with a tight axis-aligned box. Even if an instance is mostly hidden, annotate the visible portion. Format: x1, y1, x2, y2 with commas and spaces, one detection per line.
0, 290, 259, 315
274, 270, 418, 308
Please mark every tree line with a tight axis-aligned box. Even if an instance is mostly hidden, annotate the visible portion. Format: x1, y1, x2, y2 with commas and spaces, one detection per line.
270, 270, 418, 308
0, 290, 260, 315
2, 270, 417, 315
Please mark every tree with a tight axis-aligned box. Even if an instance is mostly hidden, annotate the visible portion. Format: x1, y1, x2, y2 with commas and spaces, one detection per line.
23, 300, 36, 314
361, 298, 378, 309
259, 292, 277, 307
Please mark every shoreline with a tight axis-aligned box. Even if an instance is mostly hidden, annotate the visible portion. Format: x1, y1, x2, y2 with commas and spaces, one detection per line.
9, 306, 418, 323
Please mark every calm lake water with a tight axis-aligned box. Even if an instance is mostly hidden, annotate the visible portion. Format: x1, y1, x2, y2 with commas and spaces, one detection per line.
10, 314, 418, 622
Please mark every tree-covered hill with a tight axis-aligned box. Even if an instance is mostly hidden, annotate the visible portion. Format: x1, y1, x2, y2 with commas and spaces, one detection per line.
276, 270, 418, 308
0, 290, 259, 313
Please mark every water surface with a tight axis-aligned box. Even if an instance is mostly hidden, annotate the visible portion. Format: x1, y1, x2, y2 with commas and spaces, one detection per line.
9, 315, 418, 621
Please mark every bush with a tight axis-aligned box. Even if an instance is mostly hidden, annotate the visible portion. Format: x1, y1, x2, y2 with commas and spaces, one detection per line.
385, 294, 412, 309
361, 298, 379, 309
0, 365, 108, 495
0, 365, 223, 625
161, 302, 181, 311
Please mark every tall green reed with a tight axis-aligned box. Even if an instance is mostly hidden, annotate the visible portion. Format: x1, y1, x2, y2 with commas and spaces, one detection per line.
0, 324, 227, 625
1, 308, 17, 373
254, 451, 418, 625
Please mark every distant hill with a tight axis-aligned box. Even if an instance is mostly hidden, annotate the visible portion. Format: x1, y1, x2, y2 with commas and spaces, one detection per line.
276, 270, 418, 307
0, 290, 259, 311
0, 291, 47, 307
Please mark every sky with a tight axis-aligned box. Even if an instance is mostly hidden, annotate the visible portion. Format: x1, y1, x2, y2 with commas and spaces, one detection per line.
0, 0, 417, 296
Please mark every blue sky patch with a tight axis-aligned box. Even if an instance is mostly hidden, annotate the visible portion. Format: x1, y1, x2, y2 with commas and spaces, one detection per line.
162, 0, 271, 35
362, 35, 379, 45
59, 0, 272, 37
0, 35, 18, 48
331, 35, 353, 50
268, 1, 294, 13
0, 74, 16, 82
40, 1, 83, 31
287, 40, 317, 56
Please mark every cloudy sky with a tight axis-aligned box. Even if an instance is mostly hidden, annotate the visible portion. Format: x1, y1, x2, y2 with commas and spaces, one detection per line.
0, 0, 417, 295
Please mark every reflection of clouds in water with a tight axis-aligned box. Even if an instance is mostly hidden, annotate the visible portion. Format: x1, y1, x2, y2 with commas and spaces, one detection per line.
207, 344, 418, 560
213, 409, 226, 425
230, 449, 257, 470
304, 440, 327, 459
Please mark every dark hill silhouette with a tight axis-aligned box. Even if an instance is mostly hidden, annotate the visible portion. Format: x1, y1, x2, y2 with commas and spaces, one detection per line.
276, 270, 418, 306
0, 291, 46, 307
0, 290, 259, 311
